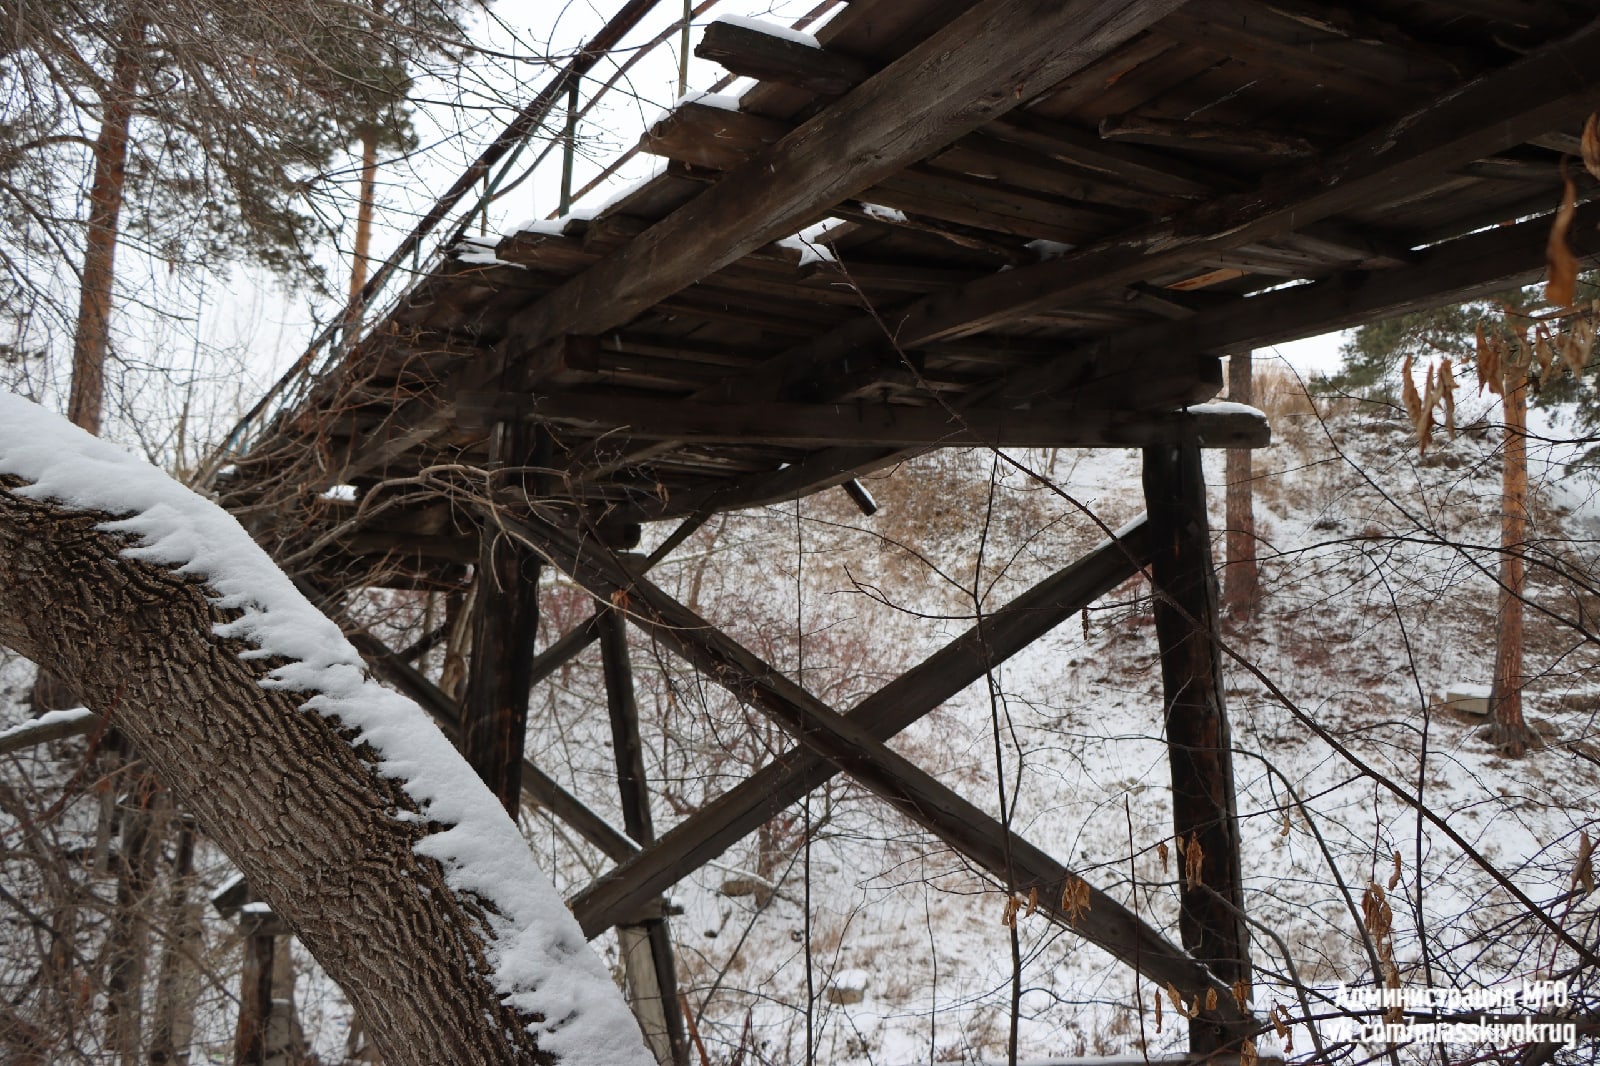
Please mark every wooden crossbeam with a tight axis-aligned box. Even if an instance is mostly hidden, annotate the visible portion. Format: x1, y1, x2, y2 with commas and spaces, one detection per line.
497, 0, 1190, 360
503, 508, 1249, 1026
457, 392, 1270, 450
1145, 444, 1250, 1054
884, 14, 1600, 345
695, 17, 870, 96
627, 196, 1599, 522
569, 522, 1153, 936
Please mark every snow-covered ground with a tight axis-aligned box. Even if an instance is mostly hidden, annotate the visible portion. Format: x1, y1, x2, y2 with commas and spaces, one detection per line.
3, 377, 1598, 1063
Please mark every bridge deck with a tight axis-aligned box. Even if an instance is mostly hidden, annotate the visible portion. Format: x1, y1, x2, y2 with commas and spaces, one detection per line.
220, 0, 1599, 585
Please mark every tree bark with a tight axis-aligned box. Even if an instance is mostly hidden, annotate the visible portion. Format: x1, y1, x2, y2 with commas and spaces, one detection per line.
67, 18, 142, 435
1222, 352, 1259, 621
348, 128, 379, 310
1491, 374, 1532, 756
0, 483, 562, 1065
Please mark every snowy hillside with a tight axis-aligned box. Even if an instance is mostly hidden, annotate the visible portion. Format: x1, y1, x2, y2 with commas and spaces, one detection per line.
3, 369, 1597, 1063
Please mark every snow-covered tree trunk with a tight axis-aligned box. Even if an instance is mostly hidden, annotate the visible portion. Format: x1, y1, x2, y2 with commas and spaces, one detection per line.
0, 396, 650, 1066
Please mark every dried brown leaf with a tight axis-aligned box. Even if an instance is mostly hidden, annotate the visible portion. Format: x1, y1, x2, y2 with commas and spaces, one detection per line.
1547, 174, 1579, 307
1401, 353, 1422, 424
1156, 839, 1169, 871
1584, 113, 1600, 182
1574, 831, 1595, 896
1232, 979, 1252, 1011
1388, 850, 1402, 891
1535, 325, 1556, 377
1185, 836, 1205, 890
1484, 332, 1507, 397
1440, 357, 1458, 438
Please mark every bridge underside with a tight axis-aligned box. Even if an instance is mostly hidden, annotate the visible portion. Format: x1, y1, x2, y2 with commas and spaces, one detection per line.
213, 0, 1600, 1058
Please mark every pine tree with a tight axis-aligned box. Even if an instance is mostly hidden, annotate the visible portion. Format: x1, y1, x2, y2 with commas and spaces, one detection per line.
0, 0, 464, 429
1324, 278, 1600, 756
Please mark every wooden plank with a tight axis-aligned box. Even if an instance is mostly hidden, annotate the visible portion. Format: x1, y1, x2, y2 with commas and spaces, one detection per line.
1098, 113, 1316, 158
462, 420, 544, 810
880, 13, 1600, 346
504, 508, 1251, 1019
569, 523, 1156, 938
460, 391, 1271, 449
621, 195, 1592, 523
599, 606, 688, 1066
1143, 443, 1250, 1054
695, 17, 871, 95
498, 0, 1193, 360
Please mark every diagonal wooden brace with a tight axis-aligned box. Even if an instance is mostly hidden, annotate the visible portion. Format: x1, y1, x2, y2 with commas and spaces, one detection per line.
501, 507, 1252, 1027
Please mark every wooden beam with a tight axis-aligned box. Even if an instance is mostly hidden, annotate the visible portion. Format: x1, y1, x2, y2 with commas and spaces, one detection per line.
1098, 113, 1316, 158
882, 14, 1600, 345
1144, 444, 1250, 1054
599, 607, 688, 1066
460, 392, 1271, 450
498, 0, 1191, 359
601, 607, 654, 846
695, 17, 871, 96
504, 508, 1251, 1020
623, 196, 1598, 523
568, 522, 1155, 938
462, 420, 544, 811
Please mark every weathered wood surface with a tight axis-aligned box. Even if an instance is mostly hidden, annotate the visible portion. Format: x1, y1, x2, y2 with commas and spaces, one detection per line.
456, 392, 1271, 450
599, 608, 687, 1066
462, 419, 544, 811
499, 0, 1190, 357
569, 522, 1156, 936
1143, 444, 1250, 1054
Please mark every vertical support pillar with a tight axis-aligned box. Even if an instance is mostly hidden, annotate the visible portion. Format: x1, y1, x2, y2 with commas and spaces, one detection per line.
1142, 443, 1250, 1054
599, 606, 688, 1066
234, 909, 280, 1066
463, 419, 544, 811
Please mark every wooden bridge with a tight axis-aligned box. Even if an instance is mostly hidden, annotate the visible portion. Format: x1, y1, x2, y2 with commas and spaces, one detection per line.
209, 0, 1600, 1059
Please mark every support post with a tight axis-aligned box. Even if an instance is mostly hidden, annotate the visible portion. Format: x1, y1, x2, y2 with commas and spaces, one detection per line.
234, 909, 281, 1066
1223, 351, 1259, 620
600, 606, 688, 1066
1142, 444, 1250, 1054
499, 507, 1251, 1023
462, 421, 545, 810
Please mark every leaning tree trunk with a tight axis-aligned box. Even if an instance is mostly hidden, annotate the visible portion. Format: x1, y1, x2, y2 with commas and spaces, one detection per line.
0, 474, 639, 1066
